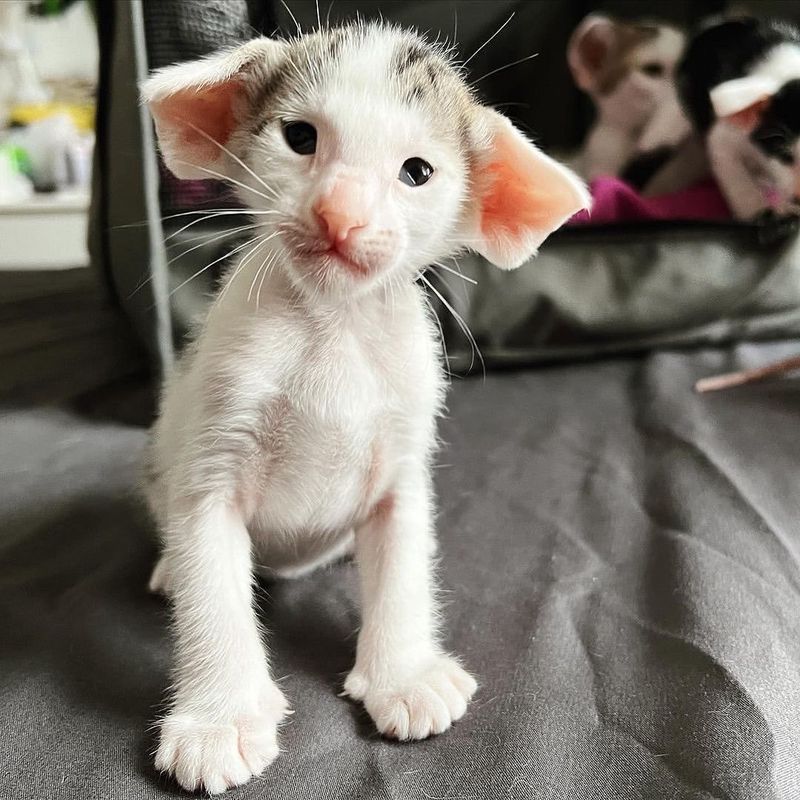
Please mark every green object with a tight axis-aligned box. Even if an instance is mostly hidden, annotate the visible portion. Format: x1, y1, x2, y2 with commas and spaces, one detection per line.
0, 143, 32, 178
30, 0, 95, 18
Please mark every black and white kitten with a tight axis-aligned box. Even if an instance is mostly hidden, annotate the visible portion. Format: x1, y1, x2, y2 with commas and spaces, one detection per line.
677, 17, 800, 219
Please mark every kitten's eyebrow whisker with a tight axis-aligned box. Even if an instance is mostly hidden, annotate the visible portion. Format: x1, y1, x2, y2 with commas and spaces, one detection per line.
473, 53, 539, 84
462, 11, 515, 67
281, 0, 302, 35
314, 0, 321, 31
183, 121, 279, 201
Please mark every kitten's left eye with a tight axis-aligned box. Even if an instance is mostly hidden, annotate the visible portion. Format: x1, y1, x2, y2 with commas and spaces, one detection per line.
399, 157, 434, 187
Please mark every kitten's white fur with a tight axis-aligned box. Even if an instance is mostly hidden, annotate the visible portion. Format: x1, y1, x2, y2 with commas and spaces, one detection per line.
142, 23, 587, 794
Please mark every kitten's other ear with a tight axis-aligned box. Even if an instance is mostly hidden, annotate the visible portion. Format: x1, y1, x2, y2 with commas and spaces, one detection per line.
140, 38, 286, 179
567, 15, 618, 93
468, 109, 590, 270
710, 76, 776, 131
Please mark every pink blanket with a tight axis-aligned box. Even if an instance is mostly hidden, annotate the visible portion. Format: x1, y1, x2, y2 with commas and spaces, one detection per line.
570, 176, 732, 225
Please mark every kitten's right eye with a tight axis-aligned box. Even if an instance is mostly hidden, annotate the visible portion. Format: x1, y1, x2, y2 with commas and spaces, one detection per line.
640, 62, 665, 77
282, 121, 317, 155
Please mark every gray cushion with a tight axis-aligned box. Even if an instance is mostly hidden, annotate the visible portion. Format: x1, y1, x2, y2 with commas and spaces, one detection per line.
435, 223, 800, 370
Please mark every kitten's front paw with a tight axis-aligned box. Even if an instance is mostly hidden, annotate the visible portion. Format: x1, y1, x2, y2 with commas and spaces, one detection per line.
344, 655, 477, 740
155, 687, 289, 794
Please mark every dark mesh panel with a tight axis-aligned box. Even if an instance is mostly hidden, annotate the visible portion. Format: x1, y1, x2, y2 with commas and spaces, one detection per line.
142, 0, 270, 214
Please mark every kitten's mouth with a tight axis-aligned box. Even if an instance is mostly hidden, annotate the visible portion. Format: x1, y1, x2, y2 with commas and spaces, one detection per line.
321, 246, 370, 277
293, 242, 371, 279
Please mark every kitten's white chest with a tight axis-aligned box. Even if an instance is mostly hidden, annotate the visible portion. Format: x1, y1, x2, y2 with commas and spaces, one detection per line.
244, 294, 440, 538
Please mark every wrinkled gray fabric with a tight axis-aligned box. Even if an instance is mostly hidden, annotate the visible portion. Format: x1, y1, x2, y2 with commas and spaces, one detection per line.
2, 342, 800, 799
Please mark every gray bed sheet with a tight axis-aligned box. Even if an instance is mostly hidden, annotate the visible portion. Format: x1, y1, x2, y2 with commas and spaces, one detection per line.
2, 343, 800, 800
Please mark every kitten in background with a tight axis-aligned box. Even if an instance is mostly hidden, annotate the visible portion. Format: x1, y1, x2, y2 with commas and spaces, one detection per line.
566, 14, 688, 184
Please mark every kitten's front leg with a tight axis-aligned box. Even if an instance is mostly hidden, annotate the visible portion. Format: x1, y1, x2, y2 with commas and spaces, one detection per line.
155, 495, 288, 794
344, 468, 477, 740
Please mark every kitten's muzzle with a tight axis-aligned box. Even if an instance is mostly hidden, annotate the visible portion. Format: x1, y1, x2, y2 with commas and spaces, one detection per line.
313, 179, 370, 246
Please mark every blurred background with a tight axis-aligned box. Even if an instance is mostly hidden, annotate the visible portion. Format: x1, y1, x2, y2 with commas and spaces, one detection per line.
3, 0, 800, 413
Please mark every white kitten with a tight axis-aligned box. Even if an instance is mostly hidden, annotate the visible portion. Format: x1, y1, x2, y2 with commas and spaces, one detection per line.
141, 22, 587, 794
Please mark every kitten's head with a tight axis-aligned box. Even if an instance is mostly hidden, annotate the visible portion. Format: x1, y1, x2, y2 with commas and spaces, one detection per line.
142, 23, 587, 299
568, 14, 686, 142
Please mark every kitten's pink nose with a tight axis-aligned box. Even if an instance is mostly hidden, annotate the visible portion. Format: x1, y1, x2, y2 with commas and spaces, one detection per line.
316, 208, 365, 243
314, 181, 368, 245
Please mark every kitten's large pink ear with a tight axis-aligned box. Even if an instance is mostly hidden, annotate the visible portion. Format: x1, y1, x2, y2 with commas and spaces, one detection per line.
140, 38, 285, 179
469, 110, 590, 270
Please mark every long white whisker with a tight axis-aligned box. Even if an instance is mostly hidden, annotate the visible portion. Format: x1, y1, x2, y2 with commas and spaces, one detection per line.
429, 267, 470, 322
165, 210, 277, 242
130, 223, 259, 296
170, 236, 262, 299
462, 11, 515, 67
167, 223, 264, 266
170, 231, 278, 298
315, 0, 321, 30
163, 207, 249, 217
173, 159, 277, 205
418, 279, 451, 377
164, 208, 274, 220
473, 53, 539, 84
247, 245, 277, 304
281, 0, 302, 34
184, 121, 279, 201
450, 256, 472, 307
419, 272, 484, 376
113, 208, 270, 231
256, 250, 280, 309
217, 237, 270, 302
429, 261, 477, 285
248, 248, 273, 303
167, 222, 264, 251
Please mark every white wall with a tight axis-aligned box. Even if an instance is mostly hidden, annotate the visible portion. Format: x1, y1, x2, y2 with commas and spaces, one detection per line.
23, 0, 98, 84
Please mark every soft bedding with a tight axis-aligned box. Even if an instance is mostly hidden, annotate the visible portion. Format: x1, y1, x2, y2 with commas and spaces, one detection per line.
2, 342, 799, 799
